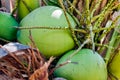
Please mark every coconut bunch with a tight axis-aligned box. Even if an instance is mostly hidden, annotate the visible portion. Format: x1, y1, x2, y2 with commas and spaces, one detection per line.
48, 0, 120, 80
0, 0, 120, 80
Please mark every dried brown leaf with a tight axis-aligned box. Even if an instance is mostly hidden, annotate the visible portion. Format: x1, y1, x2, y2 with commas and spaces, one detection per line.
0, 48, 46, 79
29, 62, 49, 80
29, 57, 55, 80
0, 74, 12, 80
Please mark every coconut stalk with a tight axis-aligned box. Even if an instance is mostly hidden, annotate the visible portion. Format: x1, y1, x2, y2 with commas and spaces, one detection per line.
105, 15, 120, 65
105, 25, 120, 64
58, 0, 79, 46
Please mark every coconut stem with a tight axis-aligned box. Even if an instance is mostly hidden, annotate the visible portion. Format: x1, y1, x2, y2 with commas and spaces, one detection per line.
90, 0, 102, 18
67, 38, 91, 60
17, 26, 87, 34
84, 0, 95, 51
105, 25, 120, 65
66, 0, 82, 27
113, 36, 120, 50
85, 0, 90, 24
93, 0, 114, 30
98, 20, 113, 41
16, 26, 68, 30
69, 0, 78, 13
97, 16, 120, 57
58, 0, 79, 46
94, 1, 119, 46
67, 0, 82, 17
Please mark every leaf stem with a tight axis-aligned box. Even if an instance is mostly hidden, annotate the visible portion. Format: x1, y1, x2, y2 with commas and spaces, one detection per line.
90, 0, 102, 18
105, 25, 120, 65
67, 38, 91, 60
93, 0, 114, 30
59, 0, 79, 46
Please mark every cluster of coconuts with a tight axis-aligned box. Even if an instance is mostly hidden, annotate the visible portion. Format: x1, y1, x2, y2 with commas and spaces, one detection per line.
1, 1, 119, 79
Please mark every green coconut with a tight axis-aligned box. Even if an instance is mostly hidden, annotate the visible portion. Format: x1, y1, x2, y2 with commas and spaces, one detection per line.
17, 6, 76, 58
54, 49, 107, 80
17, 0, 39, 21
108, 50, 120, 80
0, 12, 18, 41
